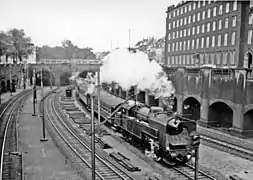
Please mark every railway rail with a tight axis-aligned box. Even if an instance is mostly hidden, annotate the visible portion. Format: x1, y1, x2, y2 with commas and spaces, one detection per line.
0, 89, 32, 180
44, 89, 135, 180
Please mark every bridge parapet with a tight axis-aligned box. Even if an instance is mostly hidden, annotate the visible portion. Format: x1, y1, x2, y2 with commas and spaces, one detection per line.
39, 59, 102, 65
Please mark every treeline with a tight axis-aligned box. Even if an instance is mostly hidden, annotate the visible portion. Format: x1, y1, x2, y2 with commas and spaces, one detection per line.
36, 40, 96, 60
0, 28, 33, 63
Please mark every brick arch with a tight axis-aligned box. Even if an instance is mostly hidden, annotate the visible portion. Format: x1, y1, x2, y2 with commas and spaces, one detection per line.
209, 99, 233, 111
183, 94, 201, 103
243, 108, 253, 131
182, 95, 201, 120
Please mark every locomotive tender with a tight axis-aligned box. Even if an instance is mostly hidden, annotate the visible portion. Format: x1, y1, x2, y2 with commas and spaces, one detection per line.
77, 84, 199, 164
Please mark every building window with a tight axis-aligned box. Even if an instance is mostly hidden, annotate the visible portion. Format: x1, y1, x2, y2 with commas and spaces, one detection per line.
211, 53, 215, 65
213, 7, 217, 17
193, 2, 196, 10
180, 30, 183, 37
183, 55, 186, 65
213, 21, 216, 31
200, 54, 204, 64
202, 24, 205, 33
218, 20, 222, 29
173, 11, 175, 17
197, 12, 200, 21
180, 41, 182, 51
250, 0, 253, 8
202, 11, 205, 20
179, 55, 182, 64
231, 32, 236, 45
219, 5, 223, 15
216, 52, 221, 65
176, 42, 178, 51
173, 32, 175, 39
193, 14, 196, 22
177, 20, 179, 27
188, 15, 191, 24
218, 35, 221, 47
175, 56, 178, 64
248, 30, 253, 44
198, 1, 201, 8
188, 28, 191, 36
188, 40, 190, 50
197, 25, 200, 34
168, 33, 171, 40
231, 51, 236, 65
181, 7, 184, 15
168, 13, 171, 19
177, 9, 179, 16
249, 14, 253, 25
203, 1, 206, 6
232, 16, 237, 27
205, 53, 209, 64
183, 41, 186, 50
233, 0, 237, 11
225, 18, 229, 28
196, 38, 199, 49
187, 55, 190, 65
207, 23, 210, 32
184, 17, 187, 25
192, 27, 195, 35
192, 39, 195, 49
201, 37, 205, 48
173, 21, 175, 28
181, 18, 183, 26
212, 36, 215, 47
168, 23, 171, 30
207, 9, 211, 18
184, 29, 187, 37
206, 37, 210, 48
176, 31, 179, 38
224, 33, 228, 46
172, 43, 174, 51
168, 44, 170, 52
185, 6, 187, 13
223, 52, 228, 65
172, 56, 174, 64
189, 4, 191, 11
226, 2, 230, 13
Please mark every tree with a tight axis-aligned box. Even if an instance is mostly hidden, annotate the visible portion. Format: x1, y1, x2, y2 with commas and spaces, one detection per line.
61, 39, 76, 60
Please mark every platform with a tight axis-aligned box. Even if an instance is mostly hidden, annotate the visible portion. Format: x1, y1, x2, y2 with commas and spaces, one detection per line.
18, 87, 82, 180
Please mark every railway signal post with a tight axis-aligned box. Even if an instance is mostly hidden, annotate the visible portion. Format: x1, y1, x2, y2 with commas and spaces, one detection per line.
40, 69, 48, 142
90, 94, 96, 180
32, 69, 37, 116
192, 134, 200, 180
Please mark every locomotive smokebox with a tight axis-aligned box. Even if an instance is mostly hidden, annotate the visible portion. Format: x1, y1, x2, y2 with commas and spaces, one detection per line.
66, 89, 72, 97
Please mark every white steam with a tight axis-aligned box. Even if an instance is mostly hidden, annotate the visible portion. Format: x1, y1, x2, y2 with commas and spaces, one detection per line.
100, 48, 175, 99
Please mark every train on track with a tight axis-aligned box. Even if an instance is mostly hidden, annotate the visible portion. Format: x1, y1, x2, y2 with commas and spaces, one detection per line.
76, 84, 200, 165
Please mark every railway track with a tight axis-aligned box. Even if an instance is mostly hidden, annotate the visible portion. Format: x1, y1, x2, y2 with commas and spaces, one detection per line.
44, 89, 135, 180
0, 89, 32, 180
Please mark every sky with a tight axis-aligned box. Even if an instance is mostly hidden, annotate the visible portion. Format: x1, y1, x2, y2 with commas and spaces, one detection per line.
0, 0, 181, 52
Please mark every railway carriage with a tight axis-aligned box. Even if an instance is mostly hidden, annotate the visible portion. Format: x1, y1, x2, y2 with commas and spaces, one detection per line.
76, 86, 199, 165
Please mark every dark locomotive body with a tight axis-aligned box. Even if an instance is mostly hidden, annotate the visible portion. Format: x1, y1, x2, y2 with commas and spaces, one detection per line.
77, 85, 198, 164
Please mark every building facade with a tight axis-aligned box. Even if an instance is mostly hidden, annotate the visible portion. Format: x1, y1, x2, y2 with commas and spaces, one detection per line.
162, 0, 253, 136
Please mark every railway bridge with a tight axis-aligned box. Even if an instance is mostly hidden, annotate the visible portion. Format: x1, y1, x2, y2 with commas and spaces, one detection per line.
29, 59, 102, 86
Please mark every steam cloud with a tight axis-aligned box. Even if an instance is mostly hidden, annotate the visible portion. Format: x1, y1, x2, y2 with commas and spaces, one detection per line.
100, 48, 175, 99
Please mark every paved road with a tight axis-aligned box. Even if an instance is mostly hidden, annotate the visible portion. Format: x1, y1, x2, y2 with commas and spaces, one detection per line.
18, 87, 83, 180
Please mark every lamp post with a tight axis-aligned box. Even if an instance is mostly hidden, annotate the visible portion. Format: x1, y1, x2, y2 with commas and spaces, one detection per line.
32, 69, 37, 116
40, 69, 48, 142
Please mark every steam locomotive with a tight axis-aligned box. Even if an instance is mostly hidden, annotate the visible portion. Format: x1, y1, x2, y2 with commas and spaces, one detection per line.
76, 85, 200, 165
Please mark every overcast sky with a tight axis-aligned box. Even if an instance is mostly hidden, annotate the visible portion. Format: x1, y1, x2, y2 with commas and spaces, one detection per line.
0, 0, 181, 52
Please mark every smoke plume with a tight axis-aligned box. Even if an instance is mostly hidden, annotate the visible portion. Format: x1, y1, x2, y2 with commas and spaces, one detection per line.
100, 48, 175, 98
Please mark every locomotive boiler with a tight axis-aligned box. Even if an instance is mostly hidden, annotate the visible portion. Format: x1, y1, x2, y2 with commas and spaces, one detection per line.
76, 86, 199, 165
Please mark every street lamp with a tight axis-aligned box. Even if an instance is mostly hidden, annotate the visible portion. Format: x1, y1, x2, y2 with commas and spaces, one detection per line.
32, 69, 37, 116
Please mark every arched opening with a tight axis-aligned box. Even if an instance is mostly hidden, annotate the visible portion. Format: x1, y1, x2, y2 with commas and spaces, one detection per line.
244, 52, 253, 69
60, 72, 71, 86
79, 71, 88, 78
1, 81, 6, 92
243, 109, 253, 131
183, 97, 201, 120
208, 101, 233, 128
160, 96, 177, 112
137, 91, 145, 103
148, 95, 159, 107
11, 79, 16, 92
6, 80, 10, 92
35, 70, 53, 86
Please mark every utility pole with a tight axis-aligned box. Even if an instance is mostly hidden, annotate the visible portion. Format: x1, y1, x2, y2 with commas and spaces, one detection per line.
91, 95, 96, 180
128, 29, 131, 49
97, 69, 101, 135
32, 69, 37, 116
40, 69, 48, 142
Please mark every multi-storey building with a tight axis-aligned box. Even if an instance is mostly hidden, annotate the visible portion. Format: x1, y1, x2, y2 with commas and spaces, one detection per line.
164, 0, 253, 68
161, 1, 253, 136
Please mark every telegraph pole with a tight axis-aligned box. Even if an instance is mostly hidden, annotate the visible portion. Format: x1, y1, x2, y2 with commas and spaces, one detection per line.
91, 95, 96, 180
40, 69, 48, 142
97, 69, 101, 135
32, 69, 37, 116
